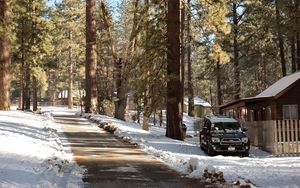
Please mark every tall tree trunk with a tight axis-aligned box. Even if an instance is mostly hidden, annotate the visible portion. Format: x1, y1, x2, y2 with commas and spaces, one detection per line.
24, 61, 31, 110
32, 76, 38, 111
0, 39, 11, 111
187, 0, 194, 117
166, 0, 183, 140
68, 31, 73, 109
19, 23, 25, 110
289, 0, 297, 73
180, 0, 185, 116
296, 0, 300, 70
143, 0, 150, 130
216, 59, 222, 114
232, 3, 241, 100
275, 0, 287, 77
159, 109, 163, 127
19, 63, 24, 110
297, 33, 300, 71
142, 91, 150, 131
85, 0, 98, 113
114, 58, 127, 120
291, 34, 297, 73
0, 0, 11, 111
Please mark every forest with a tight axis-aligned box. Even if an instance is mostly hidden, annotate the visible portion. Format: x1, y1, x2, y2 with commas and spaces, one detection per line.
1, 0, 300, 140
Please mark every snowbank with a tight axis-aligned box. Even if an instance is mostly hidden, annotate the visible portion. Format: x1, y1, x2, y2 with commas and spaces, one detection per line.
0, 110, 84, 187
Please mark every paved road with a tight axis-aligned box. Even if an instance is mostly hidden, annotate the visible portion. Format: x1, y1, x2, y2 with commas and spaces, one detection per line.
55, 115, 209, 188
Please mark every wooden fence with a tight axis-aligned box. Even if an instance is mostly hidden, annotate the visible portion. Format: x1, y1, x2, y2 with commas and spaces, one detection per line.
243, 120, 300, 156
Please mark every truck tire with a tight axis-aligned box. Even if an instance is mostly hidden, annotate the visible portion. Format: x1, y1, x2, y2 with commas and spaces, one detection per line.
242, 151, 249, 157
207, 145, 215, 156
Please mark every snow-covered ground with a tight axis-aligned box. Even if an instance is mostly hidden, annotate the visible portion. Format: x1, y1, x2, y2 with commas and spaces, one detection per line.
0, 108, 84, 188
2, 106, 300, 188
83, 112, 300, 188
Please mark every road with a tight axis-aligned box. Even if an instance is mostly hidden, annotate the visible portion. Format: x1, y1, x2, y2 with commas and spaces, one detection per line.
54, 115, 210, 188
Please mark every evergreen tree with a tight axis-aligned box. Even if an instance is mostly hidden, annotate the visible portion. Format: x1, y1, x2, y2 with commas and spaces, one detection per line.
0, 0, 12, 111
85, 0, 98, 113
166, 0, 183, 140
13, 0, 52, 111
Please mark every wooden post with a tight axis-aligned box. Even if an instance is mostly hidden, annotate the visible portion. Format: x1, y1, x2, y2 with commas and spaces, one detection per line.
278, 120, 283, 156
291, 120, 295, 155
296, 120, 299, 154
274, 120, 278, 156
283, 120, 286, 156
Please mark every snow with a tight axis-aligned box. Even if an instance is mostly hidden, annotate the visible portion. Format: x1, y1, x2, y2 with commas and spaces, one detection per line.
2, 106, 300, 188
0, 109, 84, 188
256, 71, 300, 98
208, 116, 238, 123
83, 112, 300, 188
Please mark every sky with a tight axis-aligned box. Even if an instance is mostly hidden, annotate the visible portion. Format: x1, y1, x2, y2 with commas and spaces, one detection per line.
46, 0, 120, 7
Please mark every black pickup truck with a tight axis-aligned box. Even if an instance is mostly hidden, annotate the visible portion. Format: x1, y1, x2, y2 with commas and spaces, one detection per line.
199, 116, 250, 157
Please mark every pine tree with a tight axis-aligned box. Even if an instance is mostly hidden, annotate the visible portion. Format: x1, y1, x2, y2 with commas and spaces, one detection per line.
0, 0, 12, 111
13, 0, 53, 111
166, 0, 183, 140
85, 0, 98, 113
50, 0, 85, 109
186, 0, 194, 117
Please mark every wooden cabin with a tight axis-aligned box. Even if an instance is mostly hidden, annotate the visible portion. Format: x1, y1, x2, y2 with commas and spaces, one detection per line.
220, 72, 300, 156
221, 71, 300, 121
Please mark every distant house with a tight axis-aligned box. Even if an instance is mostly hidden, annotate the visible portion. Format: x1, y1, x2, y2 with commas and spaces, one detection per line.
220, 71, 300, 156
184, 97, 211, 117
220, 71, 300, 121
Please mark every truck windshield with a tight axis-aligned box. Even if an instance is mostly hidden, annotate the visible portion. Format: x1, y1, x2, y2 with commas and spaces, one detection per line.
211, 122, 241, 133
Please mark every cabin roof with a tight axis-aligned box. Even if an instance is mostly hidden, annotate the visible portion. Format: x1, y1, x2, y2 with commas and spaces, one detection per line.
255, 71, 300, 98
220, 71, 300, 110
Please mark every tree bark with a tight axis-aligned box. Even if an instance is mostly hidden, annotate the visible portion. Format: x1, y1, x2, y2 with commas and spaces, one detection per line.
0, 39, 11, 111
232, 3, 241, 100
19, 21, 25, 110
166, 0, 183, 140
85, 0, 98, 113
296, 0, 300, 70
143, 0, 150, 130
32, 76, 38, 111
216, 59, 222, 114
68, 31, 73, 109
24, 60, 31, 110
275, 0, 287, 77
114, 59, 127, 120
180, 0, 185, 117
187, 0, 194, 117
0, 0, 11, 111
291, 34, 297, 73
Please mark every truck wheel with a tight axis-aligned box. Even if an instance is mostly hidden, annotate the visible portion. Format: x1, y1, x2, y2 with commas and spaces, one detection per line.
207, 145, 215, 156
242, 151, 249, 157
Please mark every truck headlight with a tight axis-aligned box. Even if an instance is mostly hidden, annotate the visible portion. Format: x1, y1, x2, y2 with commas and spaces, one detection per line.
211, 137, 220, 143
242, 137, 248, 143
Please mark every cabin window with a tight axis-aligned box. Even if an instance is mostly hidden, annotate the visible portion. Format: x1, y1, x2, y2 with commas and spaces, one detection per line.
282, 105, 298, 120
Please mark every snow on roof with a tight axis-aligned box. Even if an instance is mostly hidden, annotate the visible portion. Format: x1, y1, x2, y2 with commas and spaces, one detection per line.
184, 97, 211, 107
256, 71, 300, 98
209, 116, 238, 123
